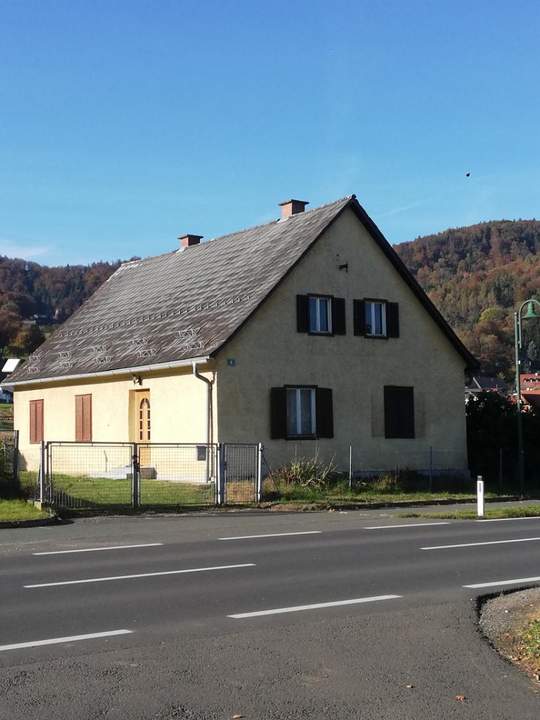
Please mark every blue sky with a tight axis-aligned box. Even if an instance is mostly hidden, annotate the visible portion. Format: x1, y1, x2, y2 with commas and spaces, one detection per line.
1, 0, 539, 265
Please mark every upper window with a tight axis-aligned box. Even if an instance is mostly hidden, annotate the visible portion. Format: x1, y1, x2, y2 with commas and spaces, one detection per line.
365, 301, 387, 337
296, 295, 346, 335
286, 386, 316, 437
308, 296, 332, 334
354, 299, 399, 338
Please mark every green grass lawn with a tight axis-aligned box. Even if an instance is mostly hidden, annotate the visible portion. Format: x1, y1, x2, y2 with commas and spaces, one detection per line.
398, 504, 540, 520
0, 499, 50, 522
19, 470, 216, 508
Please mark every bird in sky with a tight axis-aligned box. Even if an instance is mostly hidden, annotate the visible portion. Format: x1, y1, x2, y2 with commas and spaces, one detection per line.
465, 172, 471, 177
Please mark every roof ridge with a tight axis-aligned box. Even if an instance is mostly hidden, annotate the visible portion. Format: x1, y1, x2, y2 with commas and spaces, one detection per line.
206, 194, 353, 244
117, 195, 354, 268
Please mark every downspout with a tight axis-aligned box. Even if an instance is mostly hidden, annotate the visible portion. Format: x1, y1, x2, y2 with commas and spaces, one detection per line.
192, 361, 214, 480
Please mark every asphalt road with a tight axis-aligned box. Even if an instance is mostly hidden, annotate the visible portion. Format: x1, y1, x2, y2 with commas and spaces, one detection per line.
1, 508, 540, 719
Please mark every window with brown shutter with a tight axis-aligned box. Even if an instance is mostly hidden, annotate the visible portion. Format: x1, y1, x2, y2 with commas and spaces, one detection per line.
270, 386, 334, 440
29, 399, 44, 444
75, 394, 92, 442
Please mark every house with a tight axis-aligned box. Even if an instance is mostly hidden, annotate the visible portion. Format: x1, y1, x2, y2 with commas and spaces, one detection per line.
520, 372, 540, 410
7, 195, 477, 476
465, 374, 507, 403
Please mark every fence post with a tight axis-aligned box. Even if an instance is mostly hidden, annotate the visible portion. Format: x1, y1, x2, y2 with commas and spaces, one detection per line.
429, 446, 433, 493
349, 444, 353, 490
39, 440, 45, 504
256, 443, 263, 503
131, 443, 140, 510
477, 475, 485, 518
216, 443, 224, 506
12, 429, 19, 488
498, 448, 503, 494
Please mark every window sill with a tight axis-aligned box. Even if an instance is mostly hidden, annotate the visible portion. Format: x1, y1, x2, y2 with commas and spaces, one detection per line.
285, 434, 317, 441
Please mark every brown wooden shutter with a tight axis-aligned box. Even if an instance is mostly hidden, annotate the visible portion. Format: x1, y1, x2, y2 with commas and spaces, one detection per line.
316, 388, 334, 438
384, 386, 415, 439
332, 298, 346, 335
75, 395, 83, 441
353, 299, 366, 336
75, 394, 92, 442
296, 295, 309, 333
387, 302, 400, 338
270, 387, 287, 439
29, 399, 44, 444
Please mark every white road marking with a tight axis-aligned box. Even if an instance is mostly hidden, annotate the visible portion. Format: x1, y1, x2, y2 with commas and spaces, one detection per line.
464, 576, 540, 589
228, 594, 402, 619
33, 543, 163, 556
219, 531, 322, 541
25, 563, 256, 588
0, 629, 132, 653
364, 522, 450, 530
478, 516, 540, 523
422, 537, 540, 550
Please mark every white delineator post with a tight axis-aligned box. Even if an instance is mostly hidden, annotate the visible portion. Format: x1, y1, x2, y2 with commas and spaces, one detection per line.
477, 476, 485, 518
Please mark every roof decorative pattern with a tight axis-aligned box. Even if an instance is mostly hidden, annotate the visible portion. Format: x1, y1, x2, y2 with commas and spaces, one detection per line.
10, 197, 352, 382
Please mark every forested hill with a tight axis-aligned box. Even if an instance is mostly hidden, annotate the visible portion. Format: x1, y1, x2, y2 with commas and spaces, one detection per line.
1, 219, 539, 380
0, 257, 120, 354
395, 220, 540, 379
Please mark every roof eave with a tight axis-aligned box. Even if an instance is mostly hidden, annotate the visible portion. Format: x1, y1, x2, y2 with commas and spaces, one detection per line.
5, 355, 211, 389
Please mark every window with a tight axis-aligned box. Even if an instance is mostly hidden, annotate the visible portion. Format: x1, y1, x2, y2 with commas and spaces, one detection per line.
29, 399, 44, 444
270, 386, 334, 439
139, 397, 151, 441
75, 394, 92, 442
384, 386, 415, 439
365, 301, 386, 336
296, 295, 346, 335
353, 300, 399, 338
286, 387, 316, 437
308, 296, 332, 334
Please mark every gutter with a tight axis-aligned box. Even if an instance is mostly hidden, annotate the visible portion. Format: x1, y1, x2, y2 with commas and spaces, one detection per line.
3, 356, 211, 389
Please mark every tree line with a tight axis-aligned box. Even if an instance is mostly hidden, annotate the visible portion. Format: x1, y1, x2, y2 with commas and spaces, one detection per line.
1, 218, 539, 379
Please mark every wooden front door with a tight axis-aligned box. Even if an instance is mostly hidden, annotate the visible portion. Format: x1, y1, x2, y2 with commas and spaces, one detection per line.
137, 391, 151, 466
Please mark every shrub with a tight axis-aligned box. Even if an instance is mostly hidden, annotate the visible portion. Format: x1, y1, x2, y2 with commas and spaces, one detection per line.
265, 456, 337, 494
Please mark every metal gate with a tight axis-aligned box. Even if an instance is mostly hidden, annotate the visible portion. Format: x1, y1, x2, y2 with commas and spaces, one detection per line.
221, 443, 262, 505
38, 441, 261, 510
136, 443, 218, 508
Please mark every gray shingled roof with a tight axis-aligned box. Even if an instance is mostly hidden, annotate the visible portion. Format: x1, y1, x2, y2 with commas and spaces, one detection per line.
10, 196, 353, 383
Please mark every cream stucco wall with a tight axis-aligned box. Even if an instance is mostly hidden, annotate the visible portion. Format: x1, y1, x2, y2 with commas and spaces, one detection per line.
215, 207, 469, 473
14, 364, 216, 474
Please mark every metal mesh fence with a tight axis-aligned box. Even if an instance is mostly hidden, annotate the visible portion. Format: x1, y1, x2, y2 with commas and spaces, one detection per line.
46, 442, 134, 509
40, 441, 260, 510
137, 443, 217, 507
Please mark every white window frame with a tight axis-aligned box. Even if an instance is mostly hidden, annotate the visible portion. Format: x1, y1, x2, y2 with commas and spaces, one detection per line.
365, 301, 387, 337
308, 296, 332, 335
286, 386, 316, 438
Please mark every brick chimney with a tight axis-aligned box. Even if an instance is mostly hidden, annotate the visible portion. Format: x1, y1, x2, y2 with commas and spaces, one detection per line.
279, 199, 309, 220
178, 234, 203, 249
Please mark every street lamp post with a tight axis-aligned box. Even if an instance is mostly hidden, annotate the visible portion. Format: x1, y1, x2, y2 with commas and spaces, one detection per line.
515, 299, 540, 497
